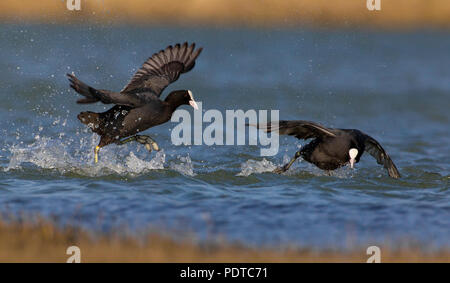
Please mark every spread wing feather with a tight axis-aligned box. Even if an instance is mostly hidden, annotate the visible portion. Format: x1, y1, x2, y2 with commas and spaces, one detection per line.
364, 135, 401, 178
249, 120, 337, 140
121, 42, 203, 96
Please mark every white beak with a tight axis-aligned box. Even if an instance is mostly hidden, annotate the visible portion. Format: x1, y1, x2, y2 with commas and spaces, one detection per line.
348, 148, 358, 169
187, 90, 199, 110
350, 158, 355, 169
189, 100, 199, 110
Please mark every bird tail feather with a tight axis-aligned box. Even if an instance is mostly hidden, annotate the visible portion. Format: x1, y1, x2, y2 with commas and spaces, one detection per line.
77, 111, 104, 135
67, 73, 103, 104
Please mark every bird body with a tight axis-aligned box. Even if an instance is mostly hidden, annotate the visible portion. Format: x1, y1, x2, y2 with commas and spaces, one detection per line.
251, 120, 400, 178
300, 130, 363, 171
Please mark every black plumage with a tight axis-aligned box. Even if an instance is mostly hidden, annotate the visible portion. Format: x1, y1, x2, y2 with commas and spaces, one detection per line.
67, 42, 203, 162
252, 120, 401, 178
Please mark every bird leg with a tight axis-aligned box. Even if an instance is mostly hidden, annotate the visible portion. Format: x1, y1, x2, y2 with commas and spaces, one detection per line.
118, 135, 160, 153
94, 146, 101, 163
273, 150, 302, 174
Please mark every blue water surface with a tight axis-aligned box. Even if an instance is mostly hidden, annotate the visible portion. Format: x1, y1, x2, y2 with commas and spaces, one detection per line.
0, 24, 448, 249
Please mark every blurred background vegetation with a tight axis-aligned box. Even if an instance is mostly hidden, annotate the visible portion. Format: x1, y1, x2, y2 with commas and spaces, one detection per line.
1, 0, 450, 29
1, 217, 448, 262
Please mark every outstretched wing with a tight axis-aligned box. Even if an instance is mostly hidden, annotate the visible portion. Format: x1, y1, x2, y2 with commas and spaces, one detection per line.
67, 74, 146, 108
364, 135, 401, 179
250, 120, 337, 140
121, 42, 203, 96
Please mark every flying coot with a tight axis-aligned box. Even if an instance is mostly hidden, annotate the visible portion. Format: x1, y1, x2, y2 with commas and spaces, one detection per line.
67, 42, 202, 163
250, 120, 400, 178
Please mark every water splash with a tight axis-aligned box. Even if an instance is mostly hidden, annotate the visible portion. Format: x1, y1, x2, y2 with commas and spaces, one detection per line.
237, 158, 278, 176
169, 155, 196, 176
237, 154, 355, 178
124, 151, 165, 174
4, 134, 168, 177
6, 137, 75, 171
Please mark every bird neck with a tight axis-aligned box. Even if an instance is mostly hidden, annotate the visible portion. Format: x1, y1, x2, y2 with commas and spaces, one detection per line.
163, 99, 185, 115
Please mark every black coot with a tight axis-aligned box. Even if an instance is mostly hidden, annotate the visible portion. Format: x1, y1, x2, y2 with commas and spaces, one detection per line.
251, 120, 400, 178
67, 42, 202, 163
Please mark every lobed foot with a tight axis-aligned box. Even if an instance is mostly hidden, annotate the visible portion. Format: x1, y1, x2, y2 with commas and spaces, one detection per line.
119, 135, 160, 153
136, 135, 160, 152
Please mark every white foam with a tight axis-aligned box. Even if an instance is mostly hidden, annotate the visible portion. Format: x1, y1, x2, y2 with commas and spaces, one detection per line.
169, 154, 196, 176
237, 154, 355, 178
237, 158, 278, 176
4, 134, 170, 177
6, 137, 74, 171
125, 151, 165, 174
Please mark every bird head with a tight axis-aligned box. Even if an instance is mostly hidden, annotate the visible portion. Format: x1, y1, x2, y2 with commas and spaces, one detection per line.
349, 148, 358, 168
166, 90, 198, 110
